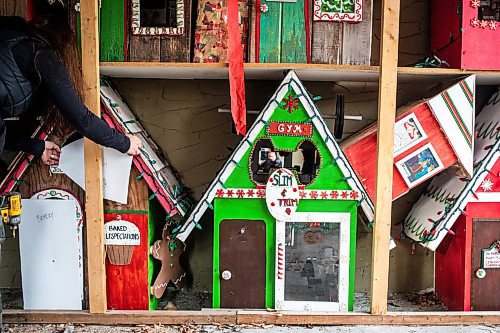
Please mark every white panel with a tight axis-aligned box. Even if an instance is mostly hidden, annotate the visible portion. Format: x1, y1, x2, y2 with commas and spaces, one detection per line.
19, 200, 81, 310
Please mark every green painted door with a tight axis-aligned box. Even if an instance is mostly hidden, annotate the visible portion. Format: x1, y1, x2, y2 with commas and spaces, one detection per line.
259, 0, 310, 63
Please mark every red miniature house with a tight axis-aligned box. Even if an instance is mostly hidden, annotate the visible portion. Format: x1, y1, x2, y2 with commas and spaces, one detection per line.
341, 76, 475, 203
404, 89, 500, 310
431, 0, 500, 70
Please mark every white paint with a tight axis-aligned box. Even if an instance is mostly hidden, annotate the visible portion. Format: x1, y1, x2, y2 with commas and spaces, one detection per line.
104, 220, 141, 246
393, 113, 427, 156
274, 213, 351, 312
19, 199, 81, 310
483, 245, 500, 268
58, 139, 133, 204
266, 169, 300, 220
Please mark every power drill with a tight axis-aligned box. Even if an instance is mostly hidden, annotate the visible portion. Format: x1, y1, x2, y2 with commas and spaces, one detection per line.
0, 192, 22, 240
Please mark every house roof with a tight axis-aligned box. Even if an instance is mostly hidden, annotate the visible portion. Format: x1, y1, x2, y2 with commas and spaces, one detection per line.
100, 79, 192, 217
176, 70, 375, 243
403, 88, 500, 251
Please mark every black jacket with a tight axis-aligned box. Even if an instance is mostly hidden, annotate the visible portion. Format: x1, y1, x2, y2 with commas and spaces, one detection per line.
0, 16, 130, 158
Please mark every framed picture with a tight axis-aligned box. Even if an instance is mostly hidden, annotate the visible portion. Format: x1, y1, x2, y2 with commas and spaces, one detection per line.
395, 144, 444, 187
393, 113, 427, 157
131, 0, 185, 36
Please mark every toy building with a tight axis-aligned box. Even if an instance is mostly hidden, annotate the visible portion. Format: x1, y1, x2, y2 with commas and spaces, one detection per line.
85, 0, 193, 62
341, 76, 476, 203
431, 0, 500, 70
3, 82, 191, 310
175, 71, 375, 311
403, 89, 500, 311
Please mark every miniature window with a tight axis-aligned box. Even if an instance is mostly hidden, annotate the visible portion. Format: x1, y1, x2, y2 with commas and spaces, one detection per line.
250, 139, 321, 186
275, 217, 350, 311
478, 0, 500, 22
131, 0, 185, 36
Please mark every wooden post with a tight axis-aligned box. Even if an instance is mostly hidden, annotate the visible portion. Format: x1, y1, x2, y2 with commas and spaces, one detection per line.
370, 0, 400, 315
80, 0, 107, 313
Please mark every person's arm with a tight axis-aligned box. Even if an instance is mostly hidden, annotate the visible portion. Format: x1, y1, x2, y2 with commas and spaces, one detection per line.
4, 135, 45, 158
34, 47, 131, 153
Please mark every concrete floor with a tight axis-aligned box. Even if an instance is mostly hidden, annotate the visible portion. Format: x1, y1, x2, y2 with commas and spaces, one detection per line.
2, 325, 500, 333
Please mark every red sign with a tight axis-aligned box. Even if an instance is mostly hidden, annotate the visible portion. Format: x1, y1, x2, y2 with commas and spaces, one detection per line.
267, 122, 313, 137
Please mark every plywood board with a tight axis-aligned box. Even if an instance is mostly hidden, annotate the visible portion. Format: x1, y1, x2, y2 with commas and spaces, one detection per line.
19, 199, 81, 310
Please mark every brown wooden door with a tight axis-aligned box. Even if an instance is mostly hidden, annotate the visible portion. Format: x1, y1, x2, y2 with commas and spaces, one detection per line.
471, 219, 500, 311
219, 219, 266, 308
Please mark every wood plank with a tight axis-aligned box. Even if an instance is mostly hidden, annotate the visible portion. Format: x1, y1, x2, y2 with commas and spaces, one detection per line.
370, 0, 400, 316
258, 1, 282, 62
80, 0, 107, 314
4, 310, 500, 326
342, 0, 373, 65
0, 0, 26, 17
280, 0, 308, 63
312, 22, 343, 64
99, 0, 126, 62
129, 36, 161, 62
104, 168, 148, 212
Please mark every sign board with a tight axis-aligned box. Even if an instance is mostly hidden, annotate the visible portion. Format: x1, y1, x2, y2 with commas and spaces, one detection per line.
482, 241, 500, 269
266, 168, 300, 220
104, 220, 141, 246
267, 121, 313, 137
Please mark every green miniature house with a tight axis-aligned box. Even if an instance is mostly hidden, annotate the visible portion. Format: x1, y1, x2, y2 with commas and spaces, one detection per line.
176, 71, 374, 312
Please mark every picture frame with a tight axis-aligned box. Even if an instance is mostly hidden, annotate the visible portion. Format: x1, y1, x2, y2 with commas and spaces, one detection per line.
395, 143, 444, 187
131, 0, 185, 36
393, 113, 427, 157
313, 0, 363, 22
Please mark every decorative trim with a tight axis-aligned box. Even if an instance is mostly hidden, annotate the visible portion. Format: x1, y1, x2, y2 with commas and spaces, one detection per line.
130, 0, 185, 36
470, 17, 498, 31
313, 0, 362, 22
214, 187, 360, 200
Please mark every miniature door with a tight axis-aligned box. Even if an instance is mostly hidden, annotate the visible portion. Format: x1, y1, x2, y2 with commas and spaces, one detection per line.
219, 219, 267, 308
251, 0, 311, 63
471, 219, 500, 310
275, 214, 350, 311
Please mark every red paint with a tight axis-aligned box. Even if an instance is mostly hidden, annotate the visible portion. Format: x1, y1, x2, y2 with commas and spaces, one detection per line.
105, 213, 149, 310
343, 103, 457, 203
267, 121, 313, 136
431, 0, 500, 70
254, 0, 261, 62
26, 0, 34, 20
304, 0, 311, 63
476, 158, 500, 192
123, 0, 129, 60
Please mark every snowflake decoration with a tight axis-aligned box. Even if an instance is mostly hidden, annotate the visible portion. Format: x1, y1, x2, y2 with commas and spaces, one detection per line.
471, 17, 480, 27
480, 20, 489, 28
490, 21, 497, 30
470, 0, 480, 7
481, 178, 494, 191
281, 94, 300, 114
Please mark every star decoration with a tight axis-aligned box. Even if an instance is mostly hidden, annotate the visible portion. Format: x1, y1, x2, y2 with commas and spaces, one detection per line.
320, 191, 328, 199
299, 191, 307, 199
247, 189, 255, 198
226, 189, 234, 198
341, 191, 348, 199
471, 17, 480, 27
480, 178, 494, 191
236, 189, 244, 198
310, 190, 318, 199
257, 189, 266, 198
490, 21, 497, 30
470, 0, 480, 7
480, 20, 489, 28
330, 191, 339, 199
350, 191, 359, 200
216, 189, 224, 197
260, 4, 269, 12
281, 94, 300, 114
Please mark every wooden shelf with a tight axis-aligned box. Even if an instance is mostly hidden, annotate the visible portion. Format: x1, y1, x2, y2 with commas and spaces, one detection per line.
100, 62, 500, 84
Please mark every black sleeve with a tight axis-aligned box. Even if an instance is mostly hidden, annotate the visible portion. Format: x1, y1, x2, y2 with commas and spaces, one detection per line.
4, 136, 45, 158
34, 48, 130, 153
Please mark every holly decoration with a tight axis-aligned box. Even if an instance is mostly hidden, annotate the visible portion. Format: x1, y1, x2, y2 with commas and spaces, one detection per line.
281, 94, 300, 114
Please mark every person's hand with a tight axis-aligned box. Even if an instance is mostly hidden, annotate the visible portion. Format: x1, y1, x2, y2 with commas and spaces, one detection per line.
41, 141, 61, 166
126, 134, 142, 156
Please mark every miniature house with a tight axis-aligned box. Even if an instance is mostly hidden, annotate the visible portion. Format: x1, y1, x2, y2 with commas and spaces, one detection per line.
3, 82, 191, 310
431, 0, 500, 70
341, 75, 476, 203
175, 71, 375, 311
94, 0, 192, 62
403, 89, 500, 311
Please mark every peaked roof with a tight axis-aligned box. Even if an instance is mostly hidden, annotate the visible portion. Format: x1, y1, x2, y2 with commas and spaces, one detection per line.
100, 78, 192, 217
404, 88, 500, 251
176, 70, 374, 243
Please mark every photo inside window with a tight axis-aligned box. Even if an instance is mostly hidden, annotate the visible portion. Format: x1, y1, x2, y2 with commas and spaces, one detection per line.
140, 0, 177, 27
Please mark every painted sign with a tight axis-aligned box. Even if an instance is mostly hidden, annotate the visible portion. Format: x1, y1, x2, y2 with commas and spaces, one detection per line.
266, 168, 300, 220
394, 113, 427, 156
482, 240, 500, 269
104, 220, 141, 246
267, 122, 313, 137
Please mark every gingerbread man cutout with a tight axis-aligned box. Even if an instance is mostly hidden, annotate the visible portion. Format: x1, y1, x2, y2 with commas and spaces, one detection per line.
150, 227, 186, 299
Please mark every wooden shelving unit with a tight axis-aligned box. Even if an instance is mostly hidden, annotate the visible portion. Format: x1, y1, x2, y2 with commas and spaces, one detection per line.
100, 62, 500, 85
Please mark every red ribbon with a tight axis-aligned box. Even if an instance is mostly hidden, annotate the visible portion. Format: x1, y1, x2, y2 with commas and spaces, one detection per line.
227, 0, 247, 136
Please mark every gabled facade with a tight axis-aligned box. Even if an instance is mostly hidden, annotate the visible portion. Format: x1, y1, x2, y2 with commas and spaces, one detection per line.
177, 71, 374, 311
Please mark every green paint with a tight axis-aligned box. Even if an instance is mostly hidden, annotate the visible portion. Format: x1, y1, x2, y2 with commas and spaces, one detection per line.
212, 87, 357, 310
148, 192, 164, 310
259, 0, 308, 63
100, 0, 125, 62
213, 198, 275, 308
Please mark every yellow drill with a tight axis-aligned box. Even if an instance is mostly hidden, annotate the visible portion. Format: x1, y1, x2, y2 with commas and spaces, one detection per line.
0, 192, 22, 238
